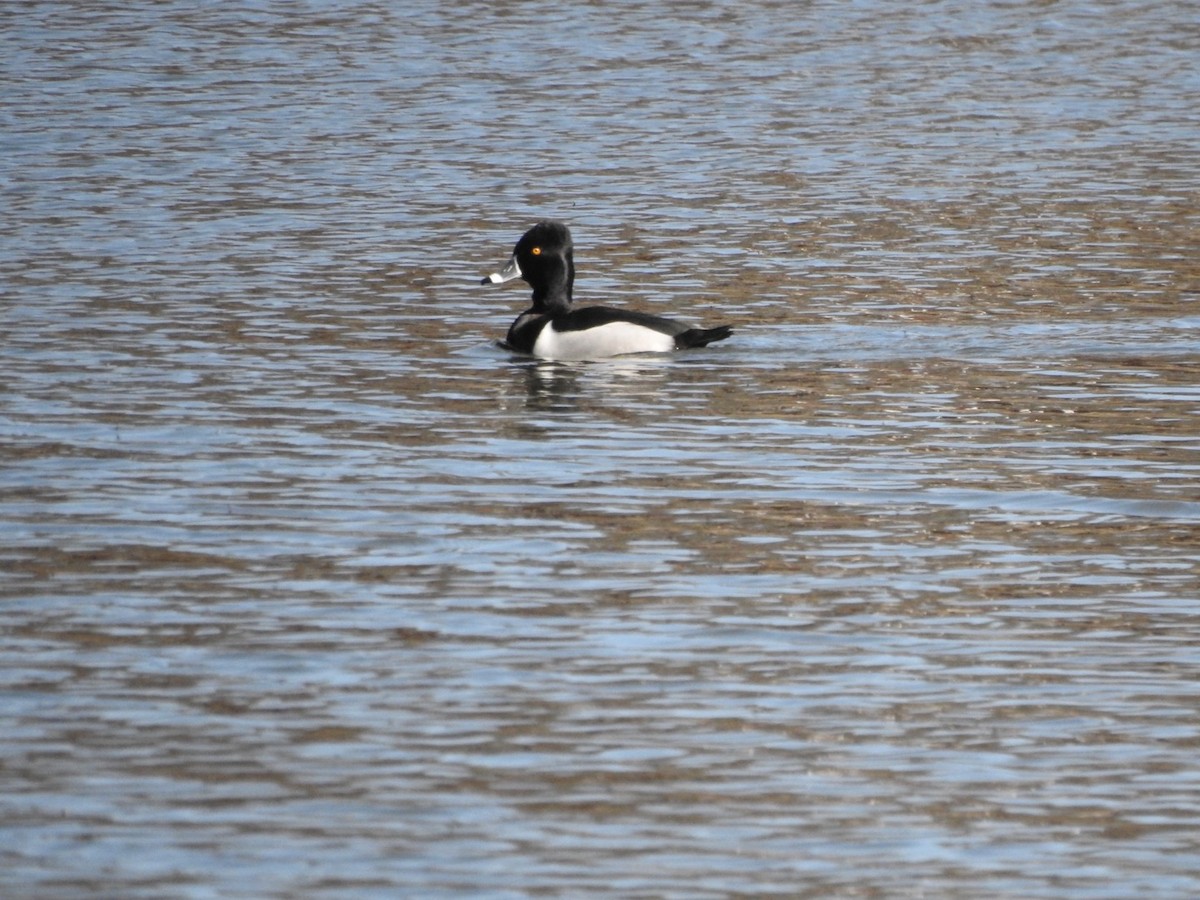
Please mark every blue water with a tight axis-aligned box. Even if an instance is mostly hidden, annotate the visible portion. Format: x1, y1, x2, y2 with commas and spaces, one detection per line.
3, 1, 1199, 897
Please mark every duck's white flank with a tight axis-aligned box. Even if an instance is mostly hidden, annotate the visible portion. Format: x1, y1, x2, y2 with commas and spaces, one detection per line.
532, 321, 676, 360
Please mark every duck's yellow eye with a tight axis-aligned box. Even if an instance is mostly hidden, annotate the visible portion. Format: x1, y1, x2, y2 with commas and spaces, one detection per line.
531, 246, 542, 255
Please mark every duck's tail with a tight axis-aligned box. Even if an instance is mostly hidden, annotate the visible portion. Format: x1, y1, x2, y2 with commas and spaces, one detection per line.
675, 324, 733, 350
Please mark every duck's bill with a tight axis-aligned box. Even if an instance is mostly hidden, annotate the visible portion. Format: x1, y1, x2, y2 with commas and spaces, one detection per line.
481, 255, 521, 285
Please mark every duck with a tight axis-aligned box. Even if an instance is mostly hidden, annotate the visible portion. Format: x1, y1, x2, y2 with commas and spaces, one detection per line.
480, 220, 733, 361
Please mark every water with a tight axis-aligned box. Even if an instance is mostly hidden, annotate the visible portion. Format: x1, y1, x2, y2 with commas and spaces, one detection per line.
3, 0, 1199, 896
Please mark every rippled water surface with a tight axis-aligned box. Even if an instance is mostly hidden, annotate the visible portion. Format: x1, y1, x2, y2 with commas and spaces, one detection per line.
3, 1, 1199, 897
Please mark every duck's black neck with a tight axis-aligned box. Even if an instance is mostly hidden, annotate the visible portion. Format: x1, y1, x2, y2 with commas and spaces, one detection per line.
530, 252, 574, 315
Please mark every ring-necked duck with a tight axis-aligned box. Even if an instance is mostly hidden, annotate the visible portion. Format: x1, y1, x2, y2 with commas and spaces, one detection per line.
480, 221, 733, 360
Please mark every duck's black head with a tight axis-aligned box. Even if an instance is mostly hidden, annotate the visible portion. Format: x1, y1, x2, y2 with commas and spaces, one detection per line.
481, 220, 575, 314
